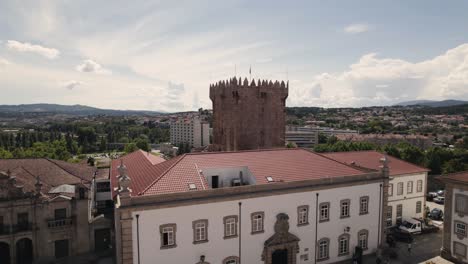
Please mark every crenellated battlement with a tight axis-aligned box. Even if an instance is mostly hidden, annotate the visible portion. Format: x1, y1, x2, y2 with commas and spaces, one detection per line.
209, 76, 288, 90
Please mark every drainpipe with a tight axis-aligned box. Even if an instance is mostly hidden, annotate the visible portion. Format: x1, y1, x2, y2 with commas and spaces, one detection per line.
314, 193, 319, 264
238, 202, 242, 264
378, 184, 382, 247
136, 214, 140, 264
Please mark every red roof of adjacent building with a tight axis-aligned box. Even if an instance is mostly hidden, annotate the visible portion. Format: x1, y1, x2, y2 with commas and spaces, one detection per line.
322, 151, 429, 176
439, 171, 468, 183
111, 148, 372, 197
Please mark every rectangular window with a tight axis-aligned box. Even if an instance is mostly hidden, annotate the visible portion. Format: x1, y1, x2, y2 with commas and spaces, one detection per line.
358, 231, 368, 249
297, 205, 309, 225
407, 181, 413, 194
318, 239, 329, 260
339, 235, 349, 255
251, 212, 264, 234
360, 196, 369, 215
193, 219, 208, 243
340, 199, 350, 218
319, 203, 330, 222
386, 206, 393, 227
397, 182, 404, 196
416, 201, 422, 214
456, 194, 468, 214
454, 242, 467, 258
224, 216, 238, 238
388, 184, 393, 197
396, 204, 403, 224
416, 180, 423, 193
455, 221, 467, 237
55, 208, 67, 220
160, 224, 176, 248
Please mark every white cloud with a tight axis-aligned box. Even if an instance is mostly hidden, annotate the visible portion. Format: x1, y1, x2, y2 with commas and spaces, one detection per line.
76, 59, 111, 74
289, 43, 468, 108
6, 40, 60, 59
61, 80, 81, 90
344, 23, 372, 34
0, 57, 10, 66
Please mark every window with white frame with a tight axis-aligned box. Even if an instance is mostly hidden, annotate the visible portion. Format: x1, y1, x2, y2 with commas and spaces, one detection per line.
407, 181, 413, 194
298, 205, 309, 225
318, 238, 329, 260
455, 221, 467, 237
251, 212, 264, 234
397, 182, 404, 195
396, 204, 403, 224
358, 230, 369, 250
416, 201, 422, 214
416, 180, 423, 192
338, 234, 350, 255
340, 199, 350, 218
319, 202, 330, 222
388, 184, 393, 196
160, 224, 176, 248
454, 242, 467, 258
456, 194, 468, 215
360, 196, 369, 215
386, 206, 393, 227
193, 219, 208, 243
223, 216, 238, 238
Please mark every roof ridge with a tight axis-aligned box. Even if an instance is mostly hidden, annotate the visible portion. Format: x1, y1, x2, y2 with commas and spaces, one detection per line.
308, 149, 376, 173
440, 170, 468, 178
186, 148, 300, 156
139, 155, 186, 195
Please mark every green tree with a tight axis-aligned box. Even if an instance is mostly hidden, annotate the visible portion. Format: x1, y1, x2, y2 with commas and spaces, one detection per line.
124, 143, 138, 153
0, 147, 13, 158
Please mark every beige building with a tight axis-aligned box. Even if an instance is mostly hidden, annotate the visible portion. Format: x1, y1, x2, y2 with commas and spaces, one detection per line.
285, 131, 319, 148
170, 117, 210, 148
0, 158, 111, 264
441, 171, 468, 263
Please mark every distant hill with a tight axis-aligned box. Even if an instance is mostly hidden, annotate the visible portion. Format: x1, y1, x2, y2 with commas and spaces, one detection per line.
0, 104, 163, 116
395, 99, 468, 107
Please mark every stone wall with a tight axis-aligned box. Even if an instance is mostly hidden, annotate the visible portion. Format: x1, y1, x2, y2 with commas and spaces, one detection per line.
210, 77, 288, 151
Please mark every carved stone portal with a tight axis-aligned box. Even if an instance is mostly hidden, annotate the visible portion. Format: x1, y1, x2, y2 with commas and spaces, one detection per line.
262, 213, 300, 264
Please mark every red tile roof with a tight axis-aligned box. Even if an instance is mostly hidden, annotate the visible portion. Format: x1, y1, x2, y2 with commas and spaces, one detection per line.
111, 148, 371, 197
0, 158, 99, 197
110, 150, 174, 197
439, 171, 468, 183
322, 151, 429, 176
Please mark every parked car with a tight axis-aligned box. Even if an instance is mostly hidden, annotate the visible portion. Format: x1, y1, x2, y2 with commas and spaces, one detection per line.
434, 196, 445, 204
427, 192, 438, 201
428, 208, 444, 220
437, 190, 445, 197
399, 218, 440, 234
388, 227, 414, 243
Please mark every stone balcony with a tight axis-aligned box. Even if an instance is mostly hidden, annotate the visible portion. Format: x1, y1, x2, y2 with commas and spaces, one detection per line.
47, 218, 73, 228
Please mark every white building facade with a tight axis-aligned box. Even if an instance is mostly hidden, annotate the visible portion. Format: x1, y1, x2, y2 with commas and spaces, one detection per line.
441, 171, 468, 263
113, 149, 390, 264
386, 172, 427, 227
323, 151, 429, 228
170, 117, 210, 148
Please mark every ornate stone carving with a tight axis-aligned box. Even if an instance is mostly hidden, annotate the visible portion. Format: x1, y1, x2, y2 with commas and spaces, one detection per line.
262, 213, 300, 264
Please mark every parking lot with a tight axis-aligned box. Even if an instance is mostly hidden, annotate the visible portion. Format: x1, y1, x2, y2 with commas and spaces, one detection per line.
363, 229, 443, 264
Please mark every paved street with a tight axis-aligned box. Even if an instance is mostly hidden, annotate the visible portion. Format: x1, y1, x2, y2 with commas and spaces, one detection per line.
363, 229, 443, 264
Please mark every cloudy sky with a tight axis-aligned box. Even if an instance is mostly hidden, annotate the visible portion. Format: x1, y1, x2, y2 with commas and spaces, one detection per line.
1, 0, 468, 112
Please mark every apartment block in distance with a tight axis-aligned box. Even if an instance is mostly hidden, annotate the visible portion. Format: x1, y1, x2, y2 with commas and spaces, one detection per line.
170, 117, 210, 148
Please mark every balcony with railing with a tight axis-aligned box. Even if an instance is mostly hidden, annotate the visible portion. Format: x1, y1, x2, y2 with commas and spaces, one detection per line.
47, 218, 73, 228
12, 223, 33, 233
0, 225, 11, 235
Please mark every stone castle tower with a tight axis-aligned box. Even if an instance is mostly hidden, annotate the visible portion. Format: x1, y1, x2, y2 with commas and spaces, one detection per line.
210, 77, 289, 151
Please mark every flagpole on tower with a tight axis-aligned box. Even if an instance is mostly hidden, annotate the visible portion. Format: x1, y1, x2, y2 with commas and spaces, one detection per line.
249, 65, 252, 81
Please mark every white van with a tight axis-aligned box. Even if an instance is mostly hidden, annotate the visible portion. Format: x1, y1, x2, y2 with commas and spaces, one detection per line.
399, 218, 422, 234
